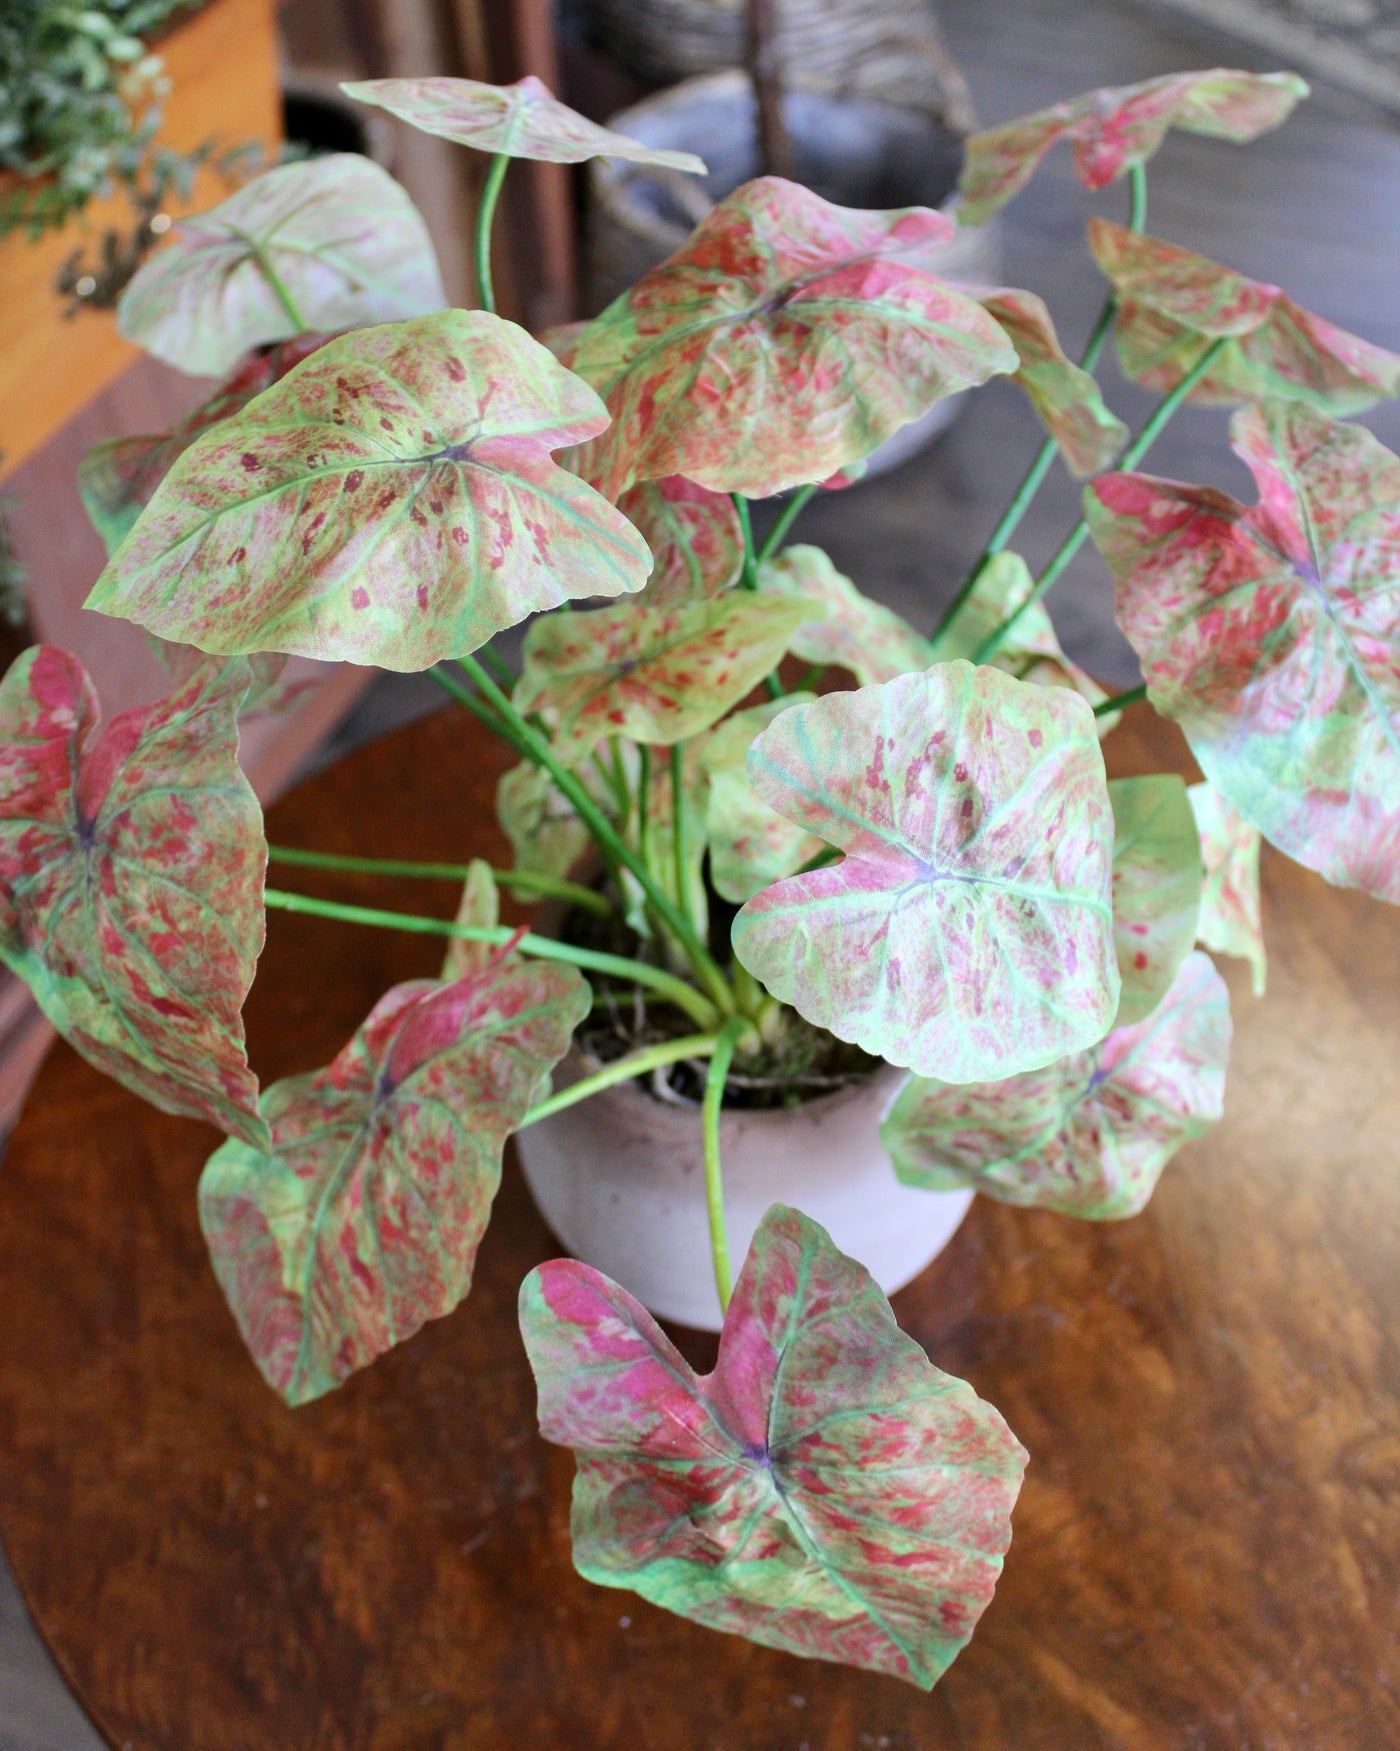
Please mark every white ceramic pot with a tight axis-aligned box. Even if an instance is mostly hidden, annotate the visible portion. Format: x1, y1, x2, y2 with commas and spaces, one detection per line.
515, 1054, 973, 1330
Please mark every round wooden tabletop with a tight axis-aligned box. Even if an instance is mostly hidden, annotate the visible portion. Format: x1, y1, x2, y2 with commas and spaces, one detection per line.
0, 703, 1396, 1750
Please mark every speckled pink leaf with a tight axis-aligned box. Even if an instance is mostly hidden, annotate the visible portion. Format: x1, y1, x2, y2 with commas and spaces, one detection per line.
201, 957, 589, 1404
1109, 775, 1202, 1026
0, 646, 266, 1144
731, 662, 1119, 1082
343, 75, 706, 172
617, 476, 743, 605
497, 758, 605, 887
1189, 782, 1266, 995
700, 697, 823, 904
514, 592, 813, 763
1086, 400, 1400, 903
970, 287, 1128, 475
85, 312, 651, 671
117, 156, 446, 377
757, 545, 933, 684
957, 70, 1307, 225
882, 951, 1230, 1218
1089, 220, 1400, 412
519, 1203, 1026, 1687
568, 177, 1017, 499
441, 859, 499, 978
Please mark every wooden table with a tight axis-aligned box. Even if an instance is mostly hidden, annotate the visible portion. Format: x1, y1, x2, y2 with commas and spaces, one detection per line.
0, 703, 1396, 1750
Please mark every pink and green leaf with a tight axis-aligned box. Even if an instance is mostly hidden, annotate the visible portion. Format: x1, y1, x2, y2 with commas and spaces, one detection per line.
1086, 399, 1400, 903
85, 311, 651, 672
618, 475, 743, 605
757, 545, 934, 684
441, 859, 500, 979
1189, 782, 1266, 995
699, 697, 823, 904
882, 950, 1230, 1218
957, 70, 1308, 225
519, 1202, 1026, 1688
1089, 220, 1400, 413
201, 957, 589, 1405
731, 662, 1119, 1082
568, 176, 1018, 499
117, 156, 446, 377
497, 757, 607, 887
1109, 775, 1202, 1026
0, 646, 267, 1144
342, 75, 706, 172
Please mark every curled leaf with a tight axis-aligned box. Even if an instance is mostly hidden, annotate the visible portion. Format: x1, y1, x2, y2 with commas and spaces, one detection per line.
520, 1203, 1026, 1688
498, 758, 604, 887
699, 697, 823, 904
958, 70, 1308, 225
201, 958, 589, 1405
117, 156, 446, 377
757, 545, 933, 684
1109, 775, 1202, 1026
731, 662, 1119, 1082
441, 859, 500, 979
1189, 782, 1266, 995
1086, 400, 1400, 903
882, 951, 1230, 1218
618, 475, 743, 605
343, 75, 706, 173
86, 312, 651, 672
0, 647, 266, 1144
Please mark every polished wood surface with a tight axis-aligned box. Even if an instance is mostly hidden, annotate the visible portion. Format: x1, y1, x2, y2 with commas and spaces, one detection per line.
0, 702, 1395, 1750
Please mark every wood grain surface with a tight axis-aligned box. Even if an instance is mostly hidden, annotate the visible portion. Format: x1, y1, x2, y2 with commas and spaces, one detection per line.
0, 701, 1396, 1750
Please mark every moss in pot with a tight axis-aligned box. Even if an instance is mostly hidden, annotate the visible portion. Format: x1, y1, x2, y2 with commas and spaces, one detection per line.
5, 64, 1398, 1694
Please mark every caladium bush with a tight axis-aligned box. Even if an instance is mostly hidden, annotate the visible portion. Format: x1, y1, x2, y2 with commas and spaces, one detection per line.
5, 63, 1394, 1691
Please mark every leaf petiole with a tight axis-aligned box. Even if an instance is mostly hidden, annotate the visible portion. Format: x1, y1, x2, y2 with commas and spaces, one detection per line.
702, 1016, 750, 1312
266, 844, 611, 917
1093, 681, 1148, 718
474, 151, 510, 315
517, 1033, 720, 1129
755, 481, 820, 567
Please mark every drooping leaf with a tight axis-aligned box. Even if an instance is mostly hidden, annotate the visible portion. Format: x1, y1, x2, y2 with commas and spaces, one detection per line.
513, 592, 813, 764
568, 177, 1018, 499
970, 286, 1128, 475
79, 336, 334, 557
343, 75, 706, 173
441, 859, 500, 978
520, 1202, 1026, 1688
201, 958, 589, 1405
117, 156, 446, 377
1109, 775, 1202, 1026
498, 758, 603, 887
618, 476, 743, 605
882, 950, 1230, 1218
757, 545, 933, 685
86, 312, 652, 672
699, 697, 823, 904
1089, 220, 1400, 413
957, 70, 1308, 226
731, 661, 1119, 1082
1086, 399, 1400, 903
1189, 782, 1266, 995
0, 646, 266, 1144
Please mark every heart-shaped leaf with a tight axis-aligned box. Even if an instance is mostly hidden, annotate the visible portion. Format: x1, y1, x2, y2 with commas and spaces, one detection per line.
117, 156, 446, 377
731, 661, 1119, 1082
86, 311, 652, 671
343, 75, 706, 173
0, 646, 266, 1144
957, 70, 1308, 225
618, 476, 743, 605
568, 176, 1018, 499
201, 957, 589, 1404
1086, 399, 1400, 903
1089, 220, 1400, 413
79, 336, 333, 557
498, 758, 606, 887
970, 287, 1128, 476
700, 697, 823, 904
882, 950, 1230, 1217
1109, 775, 1202, 1026
514, 592, 813, 763
1189, 782, 1266, 995
757, 546, 933, 684
519, 1202, 1026, 1688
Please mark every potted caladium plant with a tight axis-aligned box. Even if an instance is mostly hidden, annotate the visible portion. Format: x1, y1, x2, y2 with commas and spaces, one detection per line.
2, 64, 1396, 1693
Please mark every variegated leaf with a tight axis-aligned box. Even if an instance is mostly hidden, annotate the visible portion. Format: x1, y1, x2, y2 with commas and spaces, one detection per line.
343, 75, 706, 172
957, 70, 1308, 225
757, 546, 933, 684
441, 859, 500, 978
0, 646, 266, 1144
882, 951, 1230, 1218
699, 697, 823, 904
201, 958, 589, 1404
498, 758, 603, 887
569, 177, 1017, 499
1089, 220, 1400, 413
1086, 400, 1400, 903
117, 156, 445, 377
1109, 775, 1202, 1026
618, 476, 743, 605
1189, 782, 1266, 995
86, 312, 651, 671
731, 662, 1119, 1082
520, 1203, 1026, 1688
